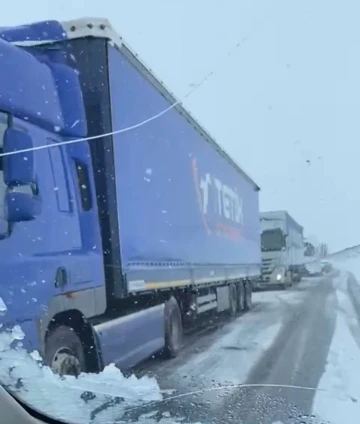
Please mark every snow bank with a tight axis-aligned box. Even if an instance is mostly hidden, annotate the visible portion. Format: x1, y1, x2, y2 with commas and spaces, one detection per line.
327, 247, 360, 283
312, 273, 360, 424
0, 324, 162, 424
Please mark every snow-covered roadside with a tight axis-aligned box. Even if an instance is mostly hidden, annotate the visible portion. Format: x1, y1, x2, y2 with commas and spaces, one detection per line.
0, 287, 308, 424
0, 325, 162, 424
312, 272, 360, 424
328, 249, 360, 284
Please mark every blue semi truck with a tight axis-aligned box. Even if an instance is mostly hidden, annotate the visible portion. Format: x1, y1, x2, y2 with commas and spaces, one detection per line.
0, 18, 261, 376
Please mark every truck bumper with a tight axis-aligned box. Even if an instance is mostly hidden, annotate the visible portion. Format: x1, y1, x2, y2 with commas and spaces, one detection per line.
254, 275, 287, 290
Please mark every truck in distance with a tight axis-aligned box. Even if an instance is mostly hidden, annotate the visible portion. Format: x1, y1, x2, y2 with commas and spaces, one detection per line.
0, 18, 261, 376
257, 210, 305, 290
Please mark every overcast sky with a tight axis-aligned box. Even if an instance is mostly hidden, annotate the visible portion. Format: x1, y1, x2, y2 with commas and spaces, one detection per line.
2, 0, 359, 251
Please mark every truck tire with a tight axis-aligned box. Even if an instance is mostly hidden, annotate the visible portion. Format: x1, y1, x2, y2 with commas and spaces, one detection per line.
164, 297, 183, 358
286, 271, 293, 286
44, 325, 86, 377
237, 281, 245, 312
244, 281, 253, 311
228, 283, 238, 317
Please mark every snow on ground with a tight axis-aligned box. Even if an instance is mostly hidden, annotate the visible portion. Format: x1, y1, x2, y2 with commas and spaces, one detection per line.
0, 325, 162, 424
165, 287, 308, 409
254, 281, 315, 306
312, 271, 360, 424
0, 286, 309, 424
327, 247, 360, 283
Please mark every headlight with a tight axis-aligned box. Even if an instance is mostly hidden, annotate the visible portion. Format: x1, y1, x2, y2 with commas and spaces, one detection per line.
276, 274, 282, 281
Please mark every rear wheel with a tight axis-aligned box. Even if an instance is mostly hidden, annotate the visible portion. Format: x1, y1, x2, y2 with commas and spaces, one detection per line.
44, 326, 86, 377
237, 281, 246, 312
244, 281, 253, 311
228, 283, 238, 317
164, 297, 183, 358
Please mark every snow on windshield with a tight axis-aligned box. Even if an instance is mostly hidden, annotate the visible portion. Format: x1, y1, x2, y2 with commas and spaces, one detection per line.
0, 323, 165, 424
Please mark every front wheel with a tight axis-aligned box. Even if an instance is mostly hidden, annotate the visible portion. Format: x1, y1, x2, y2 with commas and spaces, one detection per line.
44, 326, 86, 377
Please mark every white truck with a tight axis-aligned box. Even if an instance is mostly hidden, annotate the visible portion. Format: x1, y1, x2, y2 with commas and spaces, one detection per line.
257, 211, 305, 289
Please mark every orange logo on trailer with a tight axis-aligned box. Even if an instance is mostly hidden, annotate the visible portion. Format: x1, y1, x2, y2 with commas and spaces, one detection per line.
191, 157, 243, 241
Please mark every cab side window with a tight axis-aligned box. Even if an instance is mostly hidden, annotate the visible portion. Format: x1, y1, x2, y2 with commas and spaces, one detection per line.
49, 144, 70, 212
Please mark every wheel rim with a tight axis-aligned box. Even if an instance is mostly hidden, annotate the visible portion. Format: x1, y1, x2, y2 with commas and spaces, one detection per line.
51, 348, 82, 377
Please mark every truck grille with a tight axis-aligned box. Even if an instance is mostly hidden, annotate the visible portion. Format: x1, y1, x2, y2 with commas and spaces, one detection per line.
261, 258, 275, 282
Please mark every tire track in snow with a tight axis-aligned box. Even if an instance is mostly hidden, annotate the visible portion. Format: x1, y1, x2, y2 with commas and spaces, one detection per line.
160, 303, 283, 398
141, 286, 310, 421
122, 282, 329, 423
217, 275, 337, 423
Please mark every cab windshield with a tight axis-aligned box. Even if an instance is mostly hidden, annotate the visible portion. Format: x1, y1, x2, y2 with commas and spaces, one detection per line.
261, 229, 286, 252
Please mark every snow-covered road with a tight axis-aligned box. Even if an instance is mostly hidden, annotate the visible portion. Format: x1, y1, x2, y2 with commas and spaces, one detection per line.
126, 271, 360, 424
144, 286, 308, 398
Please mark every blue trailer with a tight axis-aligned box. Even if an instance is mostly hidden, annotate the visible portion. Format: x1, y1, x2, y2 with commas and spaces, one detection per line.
0, 18, 261, 375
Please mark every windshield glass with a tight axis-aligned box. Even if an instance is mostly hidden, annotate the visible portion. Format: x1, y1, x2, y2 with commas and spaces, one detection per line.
1, 2, 360, 424
261, 229, 286, 252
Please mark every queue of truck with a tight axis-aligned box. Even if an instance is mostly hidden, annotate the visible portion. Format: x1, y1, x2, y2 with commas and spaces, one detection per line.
0, 17, 319, 377
255, 211, 305, 290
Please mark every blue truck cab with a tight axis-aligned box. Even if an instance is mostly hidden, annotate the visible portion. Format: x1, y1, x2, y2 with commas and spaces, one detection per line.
0, 18, 261, 376
0, 22, 111, 374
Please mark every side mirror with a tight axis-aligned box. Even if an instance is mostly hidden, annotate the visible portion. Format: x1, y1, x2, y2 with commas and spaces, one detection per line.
3, 128, 35, 186
5, 191, 41, 222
